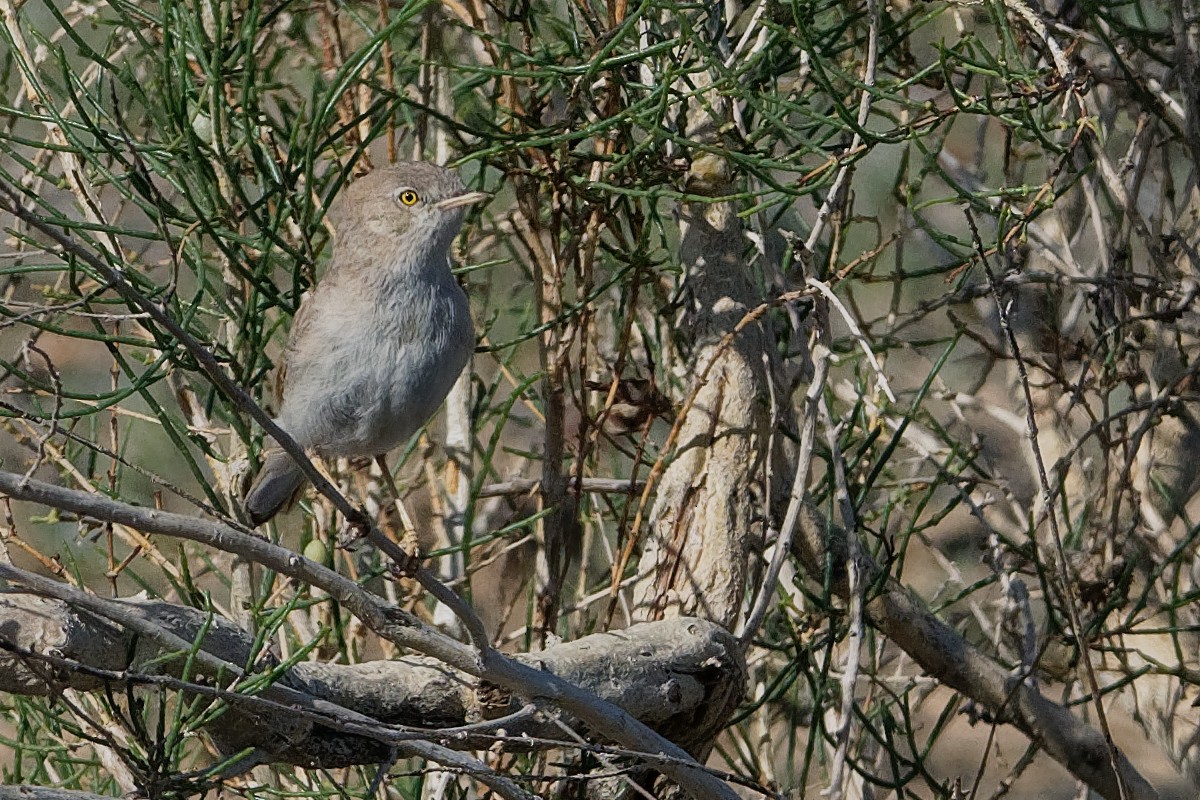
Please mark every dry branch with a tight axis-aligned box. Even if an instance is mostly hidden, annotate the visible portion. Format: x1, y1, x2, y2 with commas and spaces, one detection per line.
0, 469, 742, 800
788, 500, 1158, 800
632, 94, 796, 629
0, 789, 122, 800
0, 590, 742, 767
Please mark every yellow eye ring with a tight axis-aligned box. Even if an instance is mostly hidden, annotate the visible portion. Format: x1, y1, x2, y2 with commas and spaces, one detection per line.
397, 189, 420, 206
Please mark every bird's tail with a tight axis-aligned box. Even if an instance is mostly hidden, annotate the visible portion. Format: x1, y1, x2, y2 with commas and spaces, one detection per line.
244, 448, 307, 525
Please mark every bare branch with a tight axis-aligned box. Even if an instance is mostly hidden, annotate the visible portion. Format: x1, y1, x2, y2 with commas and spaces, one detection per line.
788, 501, 1159, 800
0, 469, 741, 800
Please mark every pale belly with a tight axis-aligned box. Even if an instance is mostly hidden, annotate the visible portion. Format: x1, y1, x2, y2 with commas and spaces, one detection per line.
277, 282, 472, 457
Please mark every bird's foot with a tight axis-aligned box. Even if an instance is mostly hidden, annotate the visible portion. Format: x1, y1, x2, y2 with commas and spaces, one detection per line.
336, 509, 373, 550
386, 527, 423, 578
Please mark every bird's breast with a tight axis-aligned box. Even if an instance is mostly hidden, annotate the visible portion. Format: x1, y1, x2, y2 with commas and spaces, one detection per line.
278, 268, 472, 458
362, 277, 473, 450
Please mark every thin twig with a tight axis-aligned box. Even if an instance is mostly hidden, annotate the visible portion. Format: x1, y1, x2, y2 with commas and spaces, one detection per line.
738, 348, 829, 647
966, 210, 1130, 800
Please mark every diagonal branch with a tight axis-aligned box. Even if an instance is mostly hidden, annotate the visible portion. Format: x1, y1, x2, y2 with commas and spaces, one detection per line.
787, 500, 1158, 800
0, 469, 743, 800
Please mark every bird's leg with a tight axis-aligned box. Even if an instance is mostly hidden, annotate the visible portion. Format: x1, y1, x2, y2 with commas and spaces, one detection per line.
339, 512, 372, 550
374, 454, 423, 576
288, 455, 369, 548
330, 457, 374, 549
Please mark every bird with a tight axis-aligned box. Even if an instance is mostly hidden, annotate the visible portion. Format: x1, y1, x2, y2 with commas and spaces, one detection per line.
243, 162, 485, 525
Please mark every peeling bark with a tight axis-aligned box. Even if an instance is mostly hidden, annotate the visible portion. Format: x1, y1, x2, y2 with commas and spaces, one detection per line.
633, 149, 795, 630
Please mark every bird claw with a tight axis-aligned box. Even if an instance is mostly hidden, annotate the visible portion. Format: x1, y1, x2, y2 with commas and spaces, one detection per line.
336, 511, 373, 551
387, 527, 423, 577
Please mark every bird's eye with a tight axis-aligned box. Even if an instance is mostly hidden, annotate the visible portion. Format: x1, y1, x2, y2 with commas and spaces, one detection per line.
395, 189, 420, 207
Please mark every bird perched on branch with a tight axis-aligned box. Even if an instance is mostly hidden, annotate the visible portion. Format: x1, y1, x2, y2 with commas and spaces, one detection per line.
244, 162, 485, 525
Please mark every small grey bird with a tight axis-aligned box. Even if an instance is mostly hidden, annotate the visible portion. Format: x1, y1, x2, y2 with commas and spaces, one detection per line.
244, 162, 484, 525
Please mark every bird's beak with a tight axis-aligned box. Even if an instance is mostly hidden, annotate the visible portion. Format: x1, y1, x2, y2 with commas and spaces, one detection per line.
436, 191, 489, 211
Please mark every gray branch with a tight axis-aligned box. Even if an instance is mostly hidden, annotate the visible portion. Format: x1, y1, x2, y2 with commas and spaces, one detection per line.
0, 588, 741, 767
788, 500, 1158, 800
0, 469, 743, 800
0, 788, 125, 800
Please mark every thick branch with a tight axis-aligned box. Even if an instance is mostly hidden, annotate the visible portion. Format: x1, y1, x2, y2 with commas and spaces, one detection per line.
633, 145, 795, 630
0, 590, 741, 765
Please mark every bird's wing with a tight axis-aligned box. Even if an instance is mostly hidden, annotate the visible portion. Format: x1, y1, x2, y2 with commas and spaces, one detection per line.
273, 289, 319, 410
